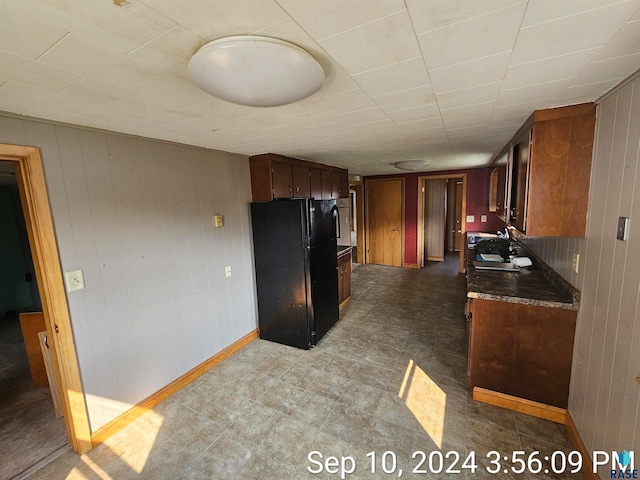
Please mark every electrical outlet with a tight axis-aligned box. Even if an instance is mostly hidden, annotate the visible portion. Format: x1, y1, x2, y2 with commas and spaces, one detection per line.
214, 214, 224, 228
572, 253, 580, 273
225, 265, 232, 277
65, 269, 85, 292
617, 217, 629, 241
481, 215, 487, 223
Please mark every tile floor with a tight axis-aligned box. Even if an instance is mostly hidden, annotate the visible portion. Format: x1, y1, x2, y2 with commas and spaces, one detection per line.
24, 256, 581, 480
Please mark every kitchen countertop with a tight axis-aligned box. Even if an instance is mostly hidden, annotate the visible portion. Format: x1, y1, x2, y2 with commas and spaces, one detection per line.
466, 237, 580, 310
337, 245, 352, 257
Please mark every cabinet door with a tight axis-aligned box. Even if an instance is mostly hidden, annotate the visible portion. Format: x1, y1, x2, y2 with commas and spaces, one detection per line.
271, 161, 293, 199
321, 169, 332, 200
343, 253, 351, 300
337, 261, 344, 304
469, 299, 576, 408
310, 168, 323, 199
292, 164, 310, 198
495, 165, 507, 221
510, 130, 531, 232
330, 171, 350, 198
338, 172, 350, 198
330, 171, 340, 199
489, 168, 498, 212
250, 157, 274, 201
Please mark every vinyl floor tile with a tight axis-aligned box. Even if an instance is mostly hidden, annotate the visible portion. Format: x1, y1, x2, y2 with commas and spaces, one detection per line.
21, 256, 582, 479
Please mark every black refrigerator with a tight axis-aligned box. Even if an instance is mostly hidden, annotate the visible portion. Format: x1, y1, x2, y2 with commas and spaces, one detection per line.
250, 199, 340, 349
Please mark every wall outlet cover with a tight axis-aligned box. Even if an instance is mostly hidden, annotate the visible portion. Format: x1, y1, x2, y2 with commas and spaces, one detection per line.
214, 214, 224, 228
572, 253, 580, 273
617, 217, 629, 241
481, 215, 487, 223
225, 265, 232, 277
466, 215, 475, 223
65, 269, 85, 292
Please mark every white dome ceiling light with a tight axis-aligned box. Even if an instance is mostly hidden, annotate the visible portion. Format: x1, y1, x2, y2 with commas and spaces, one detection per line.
188, 36, 325, 107
394, 160, 432, 171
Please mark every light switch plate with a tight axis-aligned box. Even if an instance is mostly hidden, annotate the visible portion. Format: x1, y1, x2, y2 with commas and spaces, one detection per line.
65, 269, 85, 292
225, 265, 232, 277
214, 214, 224, 228
466, 215, 475, 223
617, 217, 629, 241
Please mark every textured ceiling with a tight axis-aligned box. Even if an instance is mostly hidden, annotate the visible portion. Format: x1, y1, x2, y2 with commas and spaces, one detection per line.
1, 0, 640, 175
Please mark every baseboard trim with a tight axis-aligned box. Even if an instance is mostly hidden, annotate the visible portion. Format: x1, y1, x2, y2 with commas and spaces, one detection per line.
91, 329, 259, 447
403, 263, 419, 269
472, 387, 566, 424
565, 412, 600, 480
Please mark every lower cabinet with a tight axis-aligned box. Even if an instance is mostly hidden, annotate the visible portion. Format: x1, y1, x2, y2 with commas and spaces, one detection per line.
467, 298, 576, 408
337, 251, 352, 306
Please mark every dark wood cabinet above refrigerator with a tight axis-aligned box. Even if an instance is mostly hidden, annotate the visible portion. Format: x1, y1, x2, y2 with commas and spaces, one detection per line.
250, 153, 349, 202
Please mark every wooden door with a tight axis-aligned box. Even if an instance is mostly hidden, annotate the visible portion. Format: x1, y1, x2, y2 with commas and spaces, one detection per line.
425, 179, 446, 261
454, 181, 463, 251
366, 179, 403, 267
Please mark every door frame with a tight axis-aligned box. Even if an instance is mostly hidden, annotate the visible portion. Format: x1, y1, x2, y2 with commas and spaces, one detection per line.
364, 177, 405, 266
0, 144, 92, 454
417, 173, 467, 273
349, 181, 365, 264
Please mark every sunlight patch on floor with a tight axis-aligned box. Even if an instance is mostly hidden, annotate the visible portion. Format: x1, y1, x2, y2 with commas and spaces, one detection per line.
85, 395, 165, 476
398, 359, 446, 448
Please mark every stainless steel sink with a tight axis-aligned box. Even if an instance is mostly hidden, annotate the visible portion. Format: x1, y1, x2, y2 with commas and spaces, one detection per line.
473, 261, 520, 272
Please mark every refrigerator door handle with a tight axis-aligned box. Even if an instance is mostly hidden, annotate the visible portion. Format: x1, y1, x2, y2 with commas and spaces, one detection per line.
332, 205, 341, 239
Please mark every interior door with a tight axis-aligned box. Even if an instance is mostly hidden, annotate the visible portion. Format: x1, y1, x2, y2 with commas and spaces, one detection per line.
366, 179, 403, 267
454, 181, 463, 251
424, 179, 446, 261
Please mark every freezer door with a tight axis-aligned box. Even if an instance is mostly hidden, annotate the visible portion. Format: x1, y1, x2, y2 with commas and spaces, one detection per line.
309, 240, 339, 345
308, 199, 337, 247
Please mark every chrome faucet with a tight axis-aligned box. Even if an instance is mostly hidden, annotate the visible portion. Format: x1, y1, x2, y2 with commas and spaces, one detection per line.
497, 227, 510, 239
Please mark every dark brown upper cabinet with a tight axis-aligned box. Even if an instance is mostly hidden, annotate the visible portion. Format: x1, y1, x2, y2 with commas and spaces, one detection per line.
250, 153, 349, 202
491, 103, 596, 237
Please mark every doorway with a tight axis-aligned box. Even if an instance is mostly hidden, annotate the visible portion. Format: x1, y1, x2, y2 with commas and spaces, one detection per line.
0, 161, 70, 478
417, 174, 467, 273
365, 178, 404, 267
0, 144, 92, 462
349, 181, 364, 265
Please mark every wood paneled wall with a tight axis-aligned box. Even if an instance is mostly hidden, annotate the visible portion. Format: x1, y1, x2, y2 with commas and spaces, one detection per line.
0, 115, 257, 432
520, 75, 640, 475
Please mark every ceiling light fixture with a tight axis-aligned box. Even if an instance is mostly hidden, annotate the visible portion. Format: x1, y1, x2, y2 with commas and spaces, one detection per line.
394, 160, 432, 171
188, 36, 325, 107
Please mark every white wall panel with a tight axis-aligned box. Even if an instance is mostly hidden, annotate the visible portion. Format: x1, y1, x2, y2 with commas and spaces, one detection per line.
0, 115, 257, 431
521, 76, 640, 475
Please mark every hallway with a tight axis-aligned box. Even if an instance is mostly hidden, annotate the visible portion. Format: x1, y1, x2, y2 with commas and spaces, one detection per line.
25, 256, 576, 479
